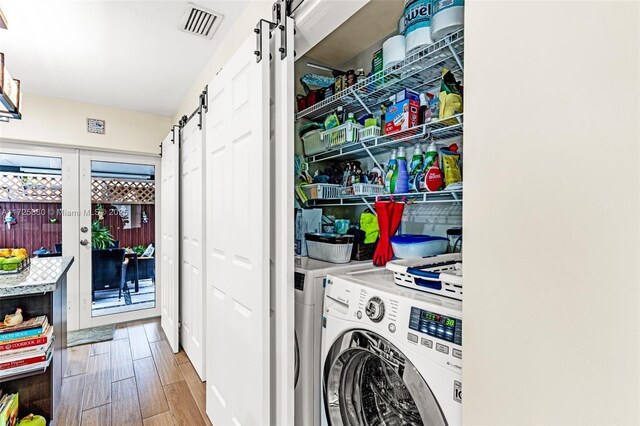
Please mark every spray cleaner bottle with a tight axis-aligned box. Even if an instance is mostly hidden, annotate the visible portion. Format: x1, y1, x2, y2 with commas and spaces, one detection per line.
384, 150, 397, 194
408, 144, 424, 192
418, 140, 443, 192
392, 146, 409, 194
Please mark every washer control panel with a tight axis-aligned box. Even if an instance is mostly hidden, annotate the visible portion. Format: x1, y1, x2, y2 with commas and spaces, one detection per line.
409, 307, 462, 346
365, 297, 385, 323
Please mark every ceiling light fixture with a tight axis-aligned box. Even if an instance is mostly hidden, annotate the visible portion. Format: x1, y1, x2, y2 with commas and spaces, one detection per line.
0, 53, 22, 121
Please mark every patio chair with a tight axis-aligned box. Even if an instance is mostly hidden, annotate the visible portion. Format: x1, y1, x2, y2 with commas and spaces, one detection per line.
91, 248, 129, 302
54, 243, 62, 253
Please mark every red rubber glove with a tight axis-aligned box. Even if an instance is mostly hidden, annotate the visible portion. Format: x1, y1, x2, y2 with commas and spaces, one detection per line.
373, 201, 392, 266
388, 201, 405, 260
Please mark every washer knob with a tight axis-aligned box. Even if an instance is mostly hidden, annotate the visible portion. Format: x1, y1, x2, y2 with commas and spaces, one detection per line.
365, 297, 385, 323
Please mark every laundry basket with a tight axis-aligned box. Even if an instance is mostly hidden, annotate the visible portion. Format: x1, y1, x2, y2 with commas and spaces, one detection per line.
386, 253, 463, 300
305, 233, 354, 264
302, 129, 327, 156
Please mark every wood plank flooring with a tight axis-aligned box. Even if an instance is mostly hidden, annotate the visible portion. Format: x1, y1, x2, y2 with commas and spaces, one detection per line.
57, 318, 210, 426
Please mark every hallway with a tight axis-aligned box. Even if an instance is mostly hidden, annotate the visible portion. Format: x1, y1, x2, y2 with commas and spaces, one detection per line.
56, 318, 210, 426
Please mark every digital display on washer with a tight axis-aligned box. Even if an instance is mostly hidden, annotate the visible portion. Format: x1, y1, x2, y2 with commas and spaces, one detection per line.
409, 307, 462, 345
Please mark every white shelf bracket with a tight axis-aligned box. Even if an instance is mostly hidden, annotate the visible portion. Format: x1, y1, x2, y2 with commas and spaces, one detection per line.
360, 197, 377, 215
349, 87, 372, 115
451, 191, 462, 208
359, 142, 383, 171
448, 43, 464, 72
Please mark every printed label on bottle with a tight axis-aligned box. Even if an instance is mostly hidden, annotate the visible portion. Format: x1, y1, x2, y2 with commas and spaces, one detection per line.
419, 163, 443, 192
404, 0, 432, 33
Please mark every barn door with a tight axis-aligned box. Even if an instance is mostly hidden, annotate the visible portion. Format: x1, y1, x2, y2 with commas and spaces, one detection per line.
205, 21, 271, 426
160, 127, 180, 352
180, 116, 206, 379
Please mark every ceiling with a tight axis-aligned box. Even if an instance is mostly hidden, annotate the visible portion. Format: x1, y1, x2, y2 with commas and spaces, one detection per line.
0, 0, 249, 116
304, 0, 403, 67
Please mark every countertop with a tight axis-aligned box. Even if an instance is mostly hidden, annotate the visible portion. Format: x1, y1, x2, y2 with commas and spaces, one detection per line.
0, 257, 74, 297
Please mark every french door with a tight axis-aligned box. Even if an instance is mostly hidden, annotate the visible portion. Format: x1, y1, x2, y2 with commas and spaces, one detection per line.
78, 150, 161, 328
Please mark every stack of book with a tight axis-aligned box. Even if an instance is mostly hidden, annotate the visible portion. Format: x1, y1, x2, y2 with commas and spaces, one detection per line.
0, 391, 18, 426
0, 316, 53, 379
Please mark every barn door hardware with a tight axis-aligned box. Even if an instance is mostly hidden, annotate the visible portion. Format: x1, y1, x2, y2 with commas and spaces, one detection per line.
254, 18, 277, 63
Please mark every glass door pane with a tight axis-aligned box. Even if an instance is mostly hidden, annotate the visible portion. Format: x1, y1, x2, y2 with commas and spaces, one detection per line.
86, 159, 157, 318
0, 153, 63, 259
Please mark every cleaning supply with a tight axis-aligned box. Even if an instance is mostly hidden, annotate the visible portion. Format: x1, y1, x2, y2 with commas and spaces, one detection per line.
382, 35, 406, 69
373, 201, 392, 266
408, 144, 424, 192
360, 211, 380, 244
441, 144, 462, 188
404, 0, 433, 55
391, 147, 409, 194
439, 69, 463, 123
384, 150, 398, 194
324, 112, 340, 130
431, 0, 464, 41
419, 141, 444, 192
346, 112, 356, 123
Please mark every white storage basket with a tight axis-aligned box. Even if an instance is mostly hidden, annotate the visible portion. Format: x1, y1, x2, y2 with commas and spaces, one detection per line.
301, 183, 341, 200
341, 183, 385, 196
305, 233, 354, 264
386, 253, 463, 300
321, 122, 363, 147
359, 126, 381, 141
301, 129, 327, 156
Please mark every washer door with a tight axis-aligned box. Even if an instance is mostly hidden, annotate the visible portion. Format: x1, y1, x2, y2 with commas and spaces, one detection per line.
323, 330, 447, 426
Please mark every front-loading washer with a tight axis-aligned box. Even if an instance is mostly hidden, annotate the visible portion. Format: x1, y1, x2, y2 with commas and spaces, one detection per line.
294, 257, 372, 426
321, 267, 463, 425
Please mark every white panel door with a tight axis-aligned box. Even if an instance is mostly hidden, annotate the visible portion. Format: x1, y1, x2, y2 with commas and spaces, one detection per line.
273, 14, 296, 426
160, 127, 180, 352
180, 116, 206, 379
205, 22, 271, 426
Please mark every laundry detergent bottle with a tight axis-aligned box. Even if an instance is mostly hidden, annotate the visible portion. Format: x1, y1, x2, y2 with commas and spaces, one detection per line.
408, 144, 424, 192
419, 141, 443, 192
384, 149, 398, 194
392, 147, 409, 194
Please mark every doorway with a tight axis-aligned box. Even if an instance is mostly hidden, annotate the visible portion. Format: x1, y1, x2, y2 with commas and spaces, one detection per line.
79, 150, 161, 328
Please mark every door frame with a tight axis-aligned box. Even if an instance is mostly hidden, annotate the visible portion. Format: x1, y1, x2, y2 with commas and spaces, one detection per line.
78, 149, 161, 329
0, 140, 82, 330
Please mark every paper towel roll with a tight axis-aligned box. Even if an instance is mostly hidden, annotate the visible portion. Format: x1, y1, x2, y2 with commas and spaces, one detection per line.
383, 35, 406, 69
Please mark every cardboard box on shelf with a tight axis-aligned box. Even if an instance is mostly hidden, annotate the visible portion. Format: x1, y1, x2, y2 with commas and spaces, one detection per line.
384, 99, 420, 134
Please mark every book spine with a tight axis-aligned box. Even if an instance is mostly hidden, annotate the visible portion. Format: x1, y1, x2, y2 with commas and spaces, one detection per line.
0, 336, 48, 352
0, 328, 42, 342
0, 354, 47, 370
0, 358, 50, 377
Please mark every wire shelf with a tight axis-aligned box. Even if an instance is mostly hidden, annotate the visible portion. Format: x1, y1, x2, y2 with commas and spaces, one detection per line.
305, 114, 463, 164
307, 189, 463, 208
296, 29, 464, 121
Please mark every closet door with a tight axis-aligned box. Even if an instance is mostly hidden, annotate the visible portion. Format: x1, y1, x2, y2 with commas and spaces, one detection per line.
180, 116, 206, 379
205, 22, 271, 426
160, 127, 180, 352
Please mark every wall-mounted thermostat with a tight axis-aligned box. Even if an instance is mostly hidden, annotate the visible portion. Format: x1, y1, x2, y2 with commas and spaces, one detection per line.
87, 118, 105, 135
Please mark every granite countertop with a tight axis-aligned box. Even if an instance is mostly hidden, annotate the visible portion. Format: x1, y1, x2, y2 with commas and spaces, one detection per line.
0, 257, 74, 297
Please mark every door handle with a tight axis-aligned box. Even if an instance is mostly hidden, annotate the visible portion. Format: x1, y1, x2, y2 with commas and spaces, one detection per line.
80, 239, 90, 246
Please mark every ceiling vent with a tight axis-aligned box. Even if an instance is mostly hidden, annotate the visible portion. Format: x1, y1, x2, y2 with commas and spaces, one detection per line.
179, 3, 223, 39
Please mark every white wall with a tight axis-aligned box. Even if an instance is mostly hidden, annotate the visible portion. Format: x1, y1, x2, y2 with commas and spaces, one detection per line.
463, 1, 640, 424
0, 92, 172, 155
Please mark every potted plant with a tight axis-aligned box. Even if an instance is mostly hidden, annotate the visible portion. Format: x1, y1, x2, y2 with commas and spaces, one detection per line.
91, 221, 115, 249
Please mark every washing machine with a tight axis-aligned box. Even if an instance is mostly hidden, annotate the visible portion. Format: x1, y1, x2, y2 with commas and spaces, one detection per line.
321, 267, 463, 426
294, 257, 373, 426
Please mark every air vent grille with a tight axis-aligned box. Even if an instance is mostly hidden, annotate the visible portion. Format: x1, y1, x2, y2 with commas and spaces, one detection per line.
179, 3, 222, 39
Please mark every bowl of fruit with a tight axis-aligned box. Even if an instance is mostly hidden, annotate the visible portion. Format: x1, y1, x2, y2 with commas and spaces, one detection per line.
0, 249, 29, 274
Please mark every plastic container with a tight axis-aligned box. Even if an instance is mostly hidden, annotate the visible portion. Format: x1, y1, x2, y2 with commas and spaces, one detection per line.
431, 0, 464, 41
301, 129, 327, 156
305, 233, 354, 264
342, 183, 384, 197
390, 234, 449, 258
321, 122, 363, 147
359, 126, 381, 141
404, 0, 433, 55
301, 184, 341, 200
386, 253, 462, 299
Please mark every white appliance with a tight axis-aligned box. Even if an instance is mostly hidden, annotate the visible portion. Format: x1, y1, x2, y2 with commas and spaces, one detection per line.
321, 267, 462, 425
294, 257, 372, 426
